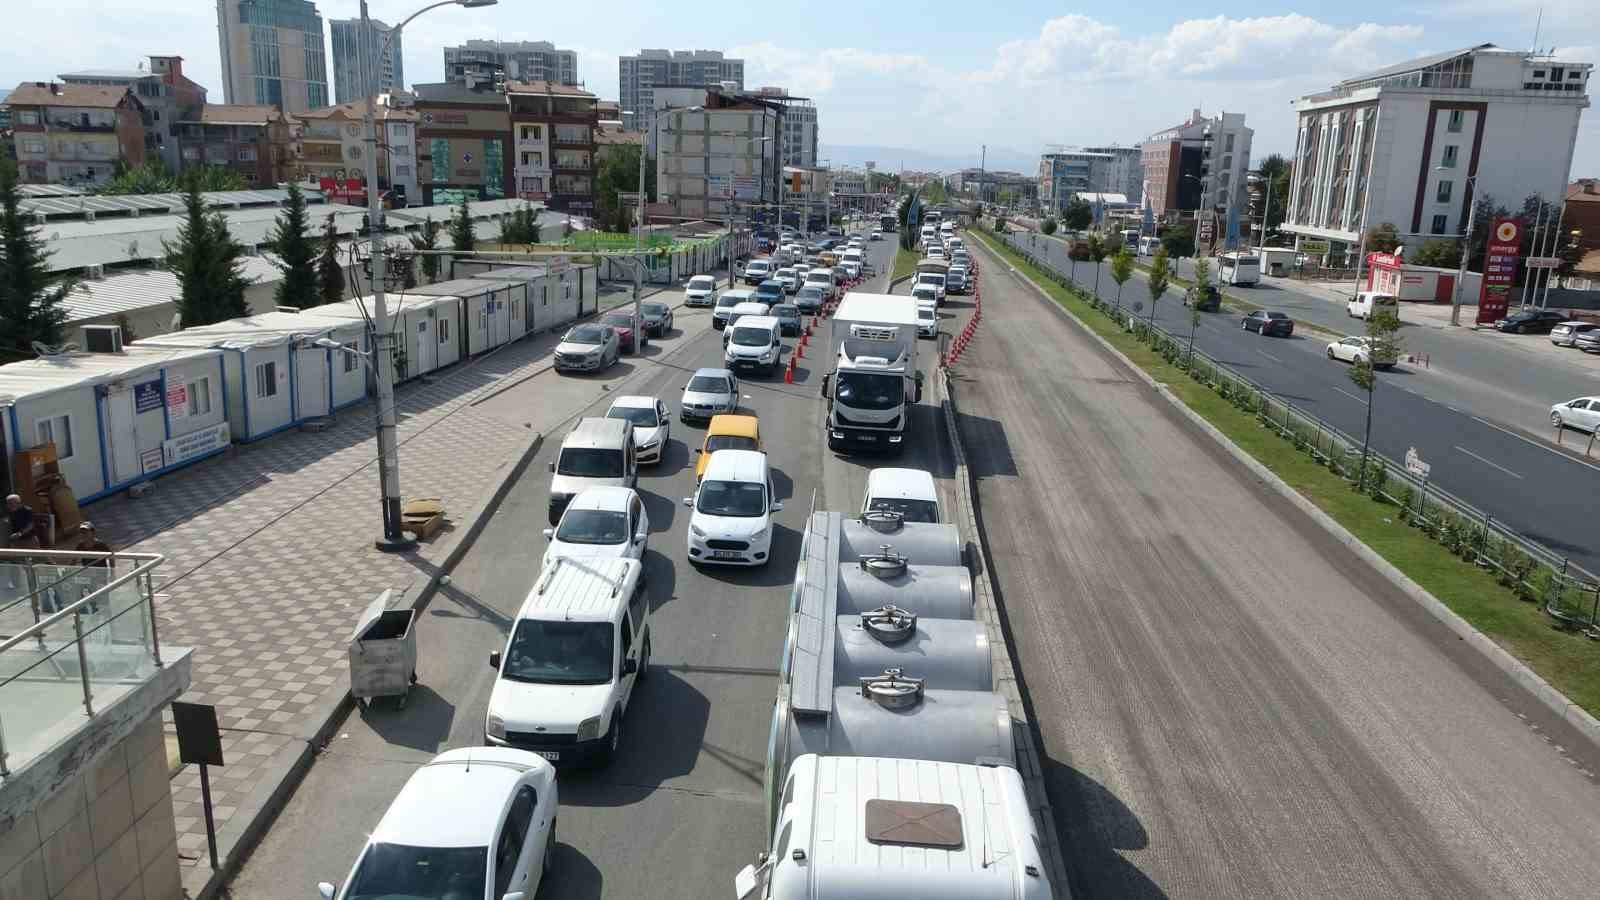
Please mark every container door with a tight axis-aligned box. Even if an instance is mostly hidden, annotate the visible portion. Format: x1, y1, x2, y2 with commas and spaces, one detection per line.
104, 387, 140, 486
296, 345, 329, 418
414, 315, 432, 377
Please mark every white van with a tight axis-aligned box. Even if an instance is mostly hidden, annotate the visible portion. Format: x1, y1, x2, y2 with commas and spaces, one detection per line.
683, 449, 782, 567
1138, 236, 1160, 256
723, 315, 783, 375
915, 271, 947, 303
861, 467, 941, 523
485, 556, 650, 765
684, 274, 718, 307
1218, 252, 1262, 286
547, 417, 636, 525
915, 301, 938, 339
727, 301, 771, 330
803, 269, 836, 300
743, 258, 774, 285
715, 289, 755, 329
911, 284, 940, 312
1347, 291, 1400, 321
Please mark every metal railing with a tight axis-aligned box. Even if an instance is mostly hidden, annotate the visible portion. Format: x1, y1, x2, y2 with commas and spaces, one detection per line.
0, 548, 166, 778
987, 226, 1600, 634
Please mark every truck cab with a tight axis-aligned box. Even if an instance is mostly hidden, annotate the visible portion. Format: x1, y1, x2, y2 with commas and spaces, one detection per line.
823, 294, 923, 454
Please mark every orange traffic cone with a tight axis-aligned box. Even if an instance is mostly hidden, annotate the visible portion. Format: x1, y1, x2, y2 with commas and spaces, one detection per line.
784, 359, 795, 384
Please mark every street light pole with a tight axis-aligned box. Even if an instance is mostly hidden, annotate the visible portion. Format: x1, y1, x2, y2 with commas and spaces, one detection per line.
1448, 173, 1479, 327
361, 0, 495, 552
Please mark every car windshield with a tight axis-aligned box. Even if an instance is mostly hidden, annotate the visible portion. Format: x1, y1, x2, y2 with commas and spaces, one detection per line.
919, 307, 936, 320
557, 448, 623, 477
642, 303, 669, 317
602, 314, 633, 329
774, 305, 799, 318
698, 480, 768, 517
797, 288, 823, 300
731, 327, 772, 347
706, 435, 758, 454
344, 843, 487, 900
689, 375, 731, 393
555, 509, 628, 545
717, 296, 740, 309
1266, 312, 1289, 320
565, 325, 606, 344
834, 372, 903, 411
807, 273, 830, 283
688, 277, 715, 289
503, 619, 615, 684
608, 405, 658, 427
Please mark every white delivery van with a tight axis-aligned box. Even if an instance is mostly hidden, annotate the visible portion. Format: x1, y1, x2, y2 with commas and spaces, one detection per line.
485, 556, 650, 765
684, 449, 782, 567
1347, 291, 1400, 320
861, 467, 941, 522
723, 315, 783, 375
715, 289, 756, 329
804, 269, 837, 301
915, 300, 939, 338
1218, 252, 1262, 286
547, 416, 637, 525
744, 258, 774, 285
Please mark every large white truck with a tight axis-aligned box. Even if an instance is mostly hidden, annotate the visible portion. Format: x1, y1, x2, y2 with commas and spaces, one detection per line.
822, 293, 922, 454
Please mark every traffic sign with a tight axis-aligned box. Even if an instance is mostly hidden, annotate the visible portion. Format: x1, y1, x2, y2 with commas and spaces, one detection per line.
1524, 257, 1564, 269
1405, 447, 1430, 478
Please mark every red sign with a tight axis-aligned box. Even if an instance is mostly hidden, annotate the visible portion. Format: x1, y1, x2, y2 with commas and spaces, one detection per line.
1366, 252, 1401, 268
1475, 217, 1523, 325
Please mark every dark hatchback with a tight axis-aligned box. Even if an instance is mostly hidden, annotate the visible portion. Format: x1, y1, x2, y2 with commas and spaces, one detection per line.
1242, 310, 1295, 336
1185, 284, 1222, 311
1495, 308, 1567, 334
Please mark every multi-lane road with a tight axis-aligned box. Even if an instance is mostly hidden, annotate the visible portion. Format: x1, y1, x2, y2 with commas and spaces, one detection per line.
1000, 228, 1600, 575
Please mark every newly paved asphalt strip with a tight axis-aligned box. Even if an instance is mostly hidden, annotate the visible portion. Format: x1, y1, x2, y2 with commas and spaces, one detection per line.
1000, 230, 1600, 576
960, 234, 1600, 899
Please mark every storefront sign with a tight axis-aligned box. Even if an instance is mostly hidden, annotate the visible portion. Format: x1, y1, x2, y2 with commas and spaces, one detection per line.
1366, 252, 1401, 268
164, 422, 230, 468
165, 373, 188, 420
1299, 240, 1331, 254
134, 379, 163, 414
1476, 217, 1523, 326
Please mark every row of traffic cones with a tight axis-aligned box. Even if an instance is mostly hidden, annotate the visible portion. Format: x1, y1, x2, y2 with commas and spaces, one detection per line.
942, 281, 983, 368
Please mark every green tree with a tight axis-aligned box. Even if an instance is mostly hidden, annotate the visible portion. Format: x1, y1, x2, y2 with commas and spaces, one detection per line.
450, 197, 476, 253
1349, 310, 1404, 490
1255, 153, 1291, 235
1187, 257, 1212, 363
1363, 222, 1402, 254
1041, 218, 1058, 235
1087, 233, 1108, 298
317, 213, 343, 306
0, 160, 73, 355
161, 182, 250, 327
498, 202, 541, 244
99, 158, 248, 195
1146, 246, 1170, 329
594, 143, 653, 235
267, 182, 318, 308
1410, 238, 1461, 269
1061, 197, 1092, 231
1161, 223, 1195, 258
1109, 245, 1134, 312
410, 216, 441, 284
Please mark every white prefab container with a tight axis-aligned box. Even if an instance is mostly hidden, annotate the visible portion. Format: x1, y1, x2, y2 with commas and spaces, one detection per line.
406, 278, 528, 357
0, 346, 230, 503
467, 265, 590, 336
302, 294, 464, 386
135, 311, 363, 441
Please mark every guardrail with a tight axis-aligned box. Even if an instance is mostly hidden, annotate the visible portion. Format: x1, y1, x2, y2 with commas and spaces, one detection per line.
984, 225, 1600, 636
0, 548, 166, 777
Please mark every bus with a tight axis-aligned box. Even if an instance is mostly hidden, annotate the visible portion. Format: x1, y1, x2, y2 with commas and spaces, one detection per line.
1218, 252, 1262, 286
879, 213, 897, 232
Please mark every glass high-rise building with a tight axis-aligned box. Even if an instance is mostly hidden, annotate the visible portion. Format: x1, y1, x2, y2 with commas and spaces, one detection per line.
330, 17, 402, 105
216, 0, 329, 113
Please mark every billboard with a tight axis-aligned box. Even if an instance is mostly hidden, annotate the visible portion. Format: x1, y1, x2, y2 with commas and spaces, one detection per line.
706, 174, 761, 201
1475, 217, 1523, 326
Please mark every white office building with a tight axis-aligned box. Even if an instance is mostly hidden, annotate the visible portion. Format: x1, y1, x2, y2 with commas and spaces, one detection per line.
1284, 44, 1592, 258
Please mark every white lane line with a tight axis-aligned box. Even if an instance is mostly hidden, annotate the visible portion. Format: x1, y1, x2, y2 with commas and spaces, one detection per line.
1257, 349, 1283, 364
1471, 415, 1600, 474
1454, 445, 1523, 479
1333, 386, 1368, 405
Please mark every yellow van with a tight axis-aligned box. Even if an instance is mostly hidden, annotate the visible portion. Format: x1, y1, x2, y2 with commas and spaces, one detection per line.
695, 414, 762, 480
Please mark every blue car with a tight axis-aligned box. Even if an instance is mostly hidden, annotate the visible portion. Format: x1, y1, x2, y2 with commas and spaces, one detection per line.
754, 279, 785, 307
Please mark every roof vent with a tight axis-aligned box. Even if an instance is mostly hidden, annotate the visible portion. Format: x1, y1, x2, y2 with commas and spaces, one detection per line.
858, 544, 907, 579
860, 509, 904, 533
859, 667, 924, 710
864, 799, 963, 848
860, 605, 917, 644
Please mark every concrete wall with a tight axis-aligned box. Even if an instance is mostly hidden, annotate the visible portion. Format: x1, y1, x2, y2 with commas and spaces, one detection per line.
0, 714, 181, 900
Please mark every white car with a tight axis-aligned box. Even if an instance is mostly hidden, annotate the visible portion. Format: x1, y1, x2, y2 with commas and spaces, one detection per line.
926, 246, 946, 261
803, 269, 836, 301
774, 267, 800, 293
680, 367, 740, 424
606, 395, 670, 464
684, 449, 781, 567
915, 301, 938, 339
318, 747, 557, 900
542, 486, 650, 569
1325, 336, 1396, 369
683, 274, 718, 307
861, 467, 941, 523
743, 259, 774, 285
870, 230, 883, 241
1551, 396, 1600, 433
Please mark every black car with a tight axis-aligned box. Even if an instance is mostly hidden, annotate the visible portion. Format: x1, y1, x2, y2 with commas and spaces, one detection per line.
1495, 308, 1567, 334
639, 300, 674, 336
1184, 284, 1222, 312
1242, 310, 1295, 336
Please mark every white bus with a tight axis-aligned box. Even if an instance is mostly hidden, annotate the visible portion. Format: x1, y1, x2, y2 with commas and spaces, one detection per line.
1218, 252, 1262, 286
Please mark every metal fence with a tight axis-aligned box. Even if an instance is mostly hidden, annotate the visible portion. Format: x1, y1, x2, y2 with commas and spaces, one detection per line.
987, 226, 1600, 635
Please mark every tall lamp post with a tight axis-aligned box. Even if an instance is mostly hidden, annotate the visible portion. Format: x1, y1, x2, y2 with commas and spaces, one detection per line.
360, 0, 497, 552
1447, 171, 1481, 327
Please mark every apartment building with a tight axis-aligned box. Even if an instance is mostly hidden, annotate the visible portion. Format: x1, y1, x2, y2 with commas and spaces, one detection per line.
413, 80, 512, 205
1140, 108, 1252, 224
654, 89, 780, 221
296, 98, 420, 205
505, 80, 597, 212
753, 86, 818, 169
1284, 44, 1591, 259
4, 82, 146, 186
1083, 144, 1143, 203
215, 0, 330, 115
57, 55, 207, 173
619, 49, 744, 132
330, 17, 403, 105
444, 39, 577, 88
174, 104, 297, 187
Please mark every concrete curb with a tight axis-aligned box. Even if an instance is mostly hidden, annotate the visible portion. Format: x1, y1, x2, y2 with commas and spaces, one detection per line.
969, 232, 1600, 757
936, 367, 1073, 898
181, 430, 545, 900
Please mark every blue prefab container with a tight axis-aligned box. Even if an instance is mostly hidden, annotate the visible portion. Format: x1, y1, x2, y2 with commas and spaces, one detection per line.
0, 346, 230, 503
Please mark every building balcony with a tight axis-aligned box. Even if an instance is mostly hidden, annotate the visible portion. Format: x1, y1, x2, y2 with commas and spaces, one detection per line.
48, 121, 116, 133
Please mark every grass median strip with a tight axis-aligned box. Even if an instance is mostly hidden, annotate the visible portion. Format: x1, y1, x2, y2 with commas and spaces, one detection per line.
971, 227, 1600, 719
893, 245, 921, 283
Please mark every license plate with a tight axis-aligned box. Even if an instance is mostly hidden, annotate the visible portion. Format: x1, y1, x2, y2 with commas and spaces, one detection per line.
857, 435, 877, 442
535, 750, 559, 761
712, 550, 743, 560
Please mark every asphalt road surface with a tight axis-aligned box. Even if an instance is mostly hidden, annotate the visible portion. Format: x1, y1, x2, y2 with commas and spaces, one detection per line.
226, 232, 978, 899
962, 234, 1600, 899
1001, 230, 1600, 576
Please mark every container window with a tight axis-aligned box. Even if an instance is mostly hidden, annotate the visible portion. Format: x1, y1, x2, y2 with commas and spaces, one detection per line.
255, 361, 278, 398
35, 414, 74, 460
341, 343, 358, 373
188, 376, 213, 416
438, 318, 450, 343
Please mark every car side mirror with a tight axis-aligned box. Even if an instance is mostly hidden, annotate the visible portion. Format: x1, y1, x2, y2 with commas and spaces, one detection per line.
820, 373, 831, 398
542, 527, 554, 540
693, 447, 702, 455
547, 461, 555, 473
635, 531, 648, 544
502, 892, 527, 900
318, 884, 337, 900
682, 497, 694, 508
771, 501, 785, 512
621, 658, 639, 676
488, 651, 501, 670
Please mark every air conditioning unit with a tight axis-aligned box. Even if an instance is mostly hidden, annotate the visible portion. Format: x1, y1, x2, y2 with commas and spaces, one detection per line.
81, 324, 124, 353
85, 264, 105, 279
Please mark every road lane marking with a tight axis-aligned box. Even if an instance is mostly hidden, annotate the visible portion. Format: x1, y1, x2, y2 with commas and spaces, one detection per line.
1454, 445, 1523, 479
1471, 415, 1600, 474
1333, 387, 1368, 405
1257, 349, 1283, 364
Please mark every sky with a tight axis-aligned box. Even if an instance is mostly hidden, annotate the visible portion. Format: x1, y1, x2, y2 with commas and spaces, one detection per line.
3, 0, 1596, 175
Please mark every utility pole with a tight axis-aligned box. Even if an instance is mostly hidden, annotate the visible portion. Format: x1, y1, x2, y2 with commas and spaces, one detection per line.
1448, 175, 1479, 327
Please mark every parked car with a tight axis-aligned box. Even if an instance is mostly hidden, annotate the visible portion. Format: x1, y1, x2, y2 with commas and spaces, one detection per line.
771, 303, 803, 336
793, 285, 825, 313
1550, 321, 1600, 347
680, 368, 740, 424
683, 449, 781, 567
683, 274, 718, 306
754, 279, 786, 307
600, 310, 645, 352
1184, 284, 1221, 312
317, 748, 557, 900
1326, 335, 1396, 369
605, 395, 670, 464
553, 324, 620, 373
1551, 396, 1600, 432
639, 301, 673, 337
1241, 310, 1295, 337
1575, 330, 1600, 354
1497, 308, 1568, 334
542, 486, 650, 569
